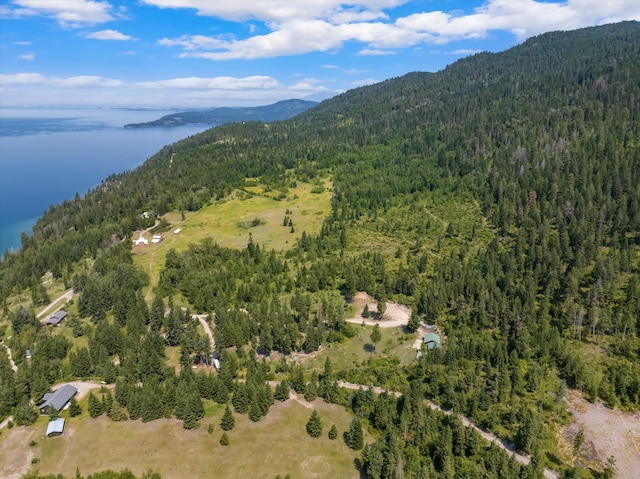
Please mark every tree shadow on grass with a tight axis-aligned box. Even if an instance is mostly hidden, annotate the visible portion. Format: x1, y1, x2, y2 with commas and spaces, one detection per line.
363, 343, 376, 353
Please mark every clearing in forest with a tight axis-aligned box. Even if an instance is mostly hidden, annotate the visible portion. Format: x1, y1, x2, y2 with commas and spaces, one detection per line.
0, 397, 361, 479
132, 178, 331, 293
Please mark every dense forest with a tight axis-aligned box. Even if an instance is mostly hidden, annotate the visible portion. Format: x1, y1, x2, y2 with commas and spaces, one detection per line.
1, 21, 639, 479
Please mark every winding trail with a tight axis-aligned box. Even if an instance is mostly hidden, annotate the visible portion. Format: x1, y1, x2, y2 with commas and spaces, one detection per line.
194, 314, 215, 352
1, 341, 18, 372
336, 381, 559, 479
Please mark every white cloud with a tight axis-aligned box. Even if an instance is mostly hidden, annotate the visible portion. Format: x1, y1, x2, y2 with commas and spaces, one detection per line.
17, 53, 35, 60
358, 48, 396, 55
85, 29, 133, 40
6, 0, 114, 26
12, 41, 32, 45
142, 1, 408, 23
154, 0, 640, 60
0, 72, 123, 87
0, 71, 338, 108
136, 75, 280, 90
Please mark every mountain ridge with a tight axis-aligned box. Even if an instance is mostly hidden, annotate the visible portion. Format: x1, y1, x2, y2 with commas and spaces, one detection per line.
123, 99, 318, 128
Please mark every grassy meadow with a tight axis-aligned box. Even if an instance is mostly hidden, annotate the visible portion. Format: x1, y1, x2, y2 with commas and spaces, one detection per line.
1, 397, 364, 479
132, 179, 332, 297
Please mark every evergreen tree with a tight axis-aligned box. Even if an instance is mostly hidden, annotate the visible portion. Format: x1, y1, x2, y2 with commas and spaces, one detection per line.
306, 410, 322, 438
220, 405, 235, 431
68, 397, 82, 417
304, 381, 318, 402
88, 391, 104, 418
274, 379, 290, 402
407, 310, 420, 332
14, 398, 38, 426
232, 382, 250, 414
220, 432, 229, 446
328, 424, 338, 440
346, 417, 363, 450
370, 324, 382, 347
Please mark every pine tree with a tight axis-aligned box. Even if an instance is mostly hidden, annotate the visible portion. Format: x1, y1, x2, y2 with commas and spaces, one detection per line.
88, 391, 104, 418
306, 410, 322, 438
220, 432, 229, 446
346, 417, 363, 450
304, 381, 318, 402
220, 405, 235, 431
370, 324, 382, 347
407, 310, 420, 332
68, 397, 82, 417
275, 379, 290, 402
232, 382, 250, 414
328, 424, 338, 440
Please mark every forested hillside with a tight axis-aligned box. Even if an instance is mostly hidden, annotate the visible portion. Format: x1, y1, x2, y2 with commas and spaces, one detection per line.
1, 21, 639, 479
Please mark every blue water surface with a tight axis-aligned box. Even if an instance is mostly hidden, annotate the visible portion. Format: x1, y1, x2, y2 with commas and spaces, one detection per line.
0, 108, 210, 254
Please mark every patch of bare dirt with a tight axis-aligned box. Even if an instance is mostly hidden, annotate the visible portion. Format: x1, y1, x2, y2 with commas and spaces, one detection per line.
346, 291, 411, 328
564, 389, 640, 479
0, 425, 35, 479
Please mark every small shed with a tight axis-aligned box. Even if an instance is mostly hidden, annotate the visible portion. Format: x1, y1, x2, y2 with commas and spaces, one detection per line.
422, 332, 442, 350
40, 384, 78, 413
151, 235, 163, 244
174, 228, 181, 234
46, 418, 65, 437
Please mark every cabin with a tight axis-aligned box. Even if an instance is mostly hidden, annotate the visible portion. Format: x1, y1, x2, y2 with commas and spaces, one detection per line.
44, 310, 68, 326
422, 332, 442, 350
46, 418, 65, 437
39, 384, 77, 413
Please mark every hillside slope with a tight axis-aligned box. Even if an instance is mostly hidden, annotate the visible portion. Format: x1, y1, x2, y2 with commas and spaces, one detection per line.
1, 21, 639, 478
123, 99, 317, 128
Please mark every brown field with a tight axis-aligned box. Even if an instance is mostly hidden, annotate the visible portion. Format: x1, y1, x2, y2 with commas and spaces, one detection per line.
0, 398, 363, 479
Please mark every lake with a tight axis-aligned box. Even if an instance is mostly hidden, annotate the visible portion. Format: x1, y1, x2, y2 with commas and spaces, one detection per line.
0, 108, 210, 254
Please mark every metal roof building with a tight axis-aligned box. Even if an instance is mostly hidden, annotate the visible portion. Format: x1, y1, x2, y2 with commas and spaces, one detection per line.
45, 310, 68, 326
422, 332, 442, 350
40, 384, 78, 413
46, 418, 65, 437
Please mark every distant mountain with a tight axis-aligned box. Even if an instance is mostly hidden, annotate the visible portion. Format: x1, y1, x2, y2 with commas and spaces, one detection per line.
123, 99, 318, 128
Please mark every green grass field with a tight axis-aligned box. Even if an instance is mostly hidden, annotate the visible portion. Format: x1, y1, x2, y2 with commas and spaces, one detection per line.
132, 180, 332, 296
2, 398, 363, 479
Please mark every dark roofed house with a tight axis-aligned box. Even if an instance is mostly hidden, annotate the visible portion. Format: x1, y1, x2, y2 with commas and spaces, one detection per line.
40, 384, 77, 413
46, 418, 65, 437
45, 310, 68, 326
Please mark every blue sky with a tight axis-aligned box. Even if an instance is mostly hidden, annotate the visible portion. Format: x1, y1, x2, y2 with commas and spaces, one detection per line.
1, 0, 639, 108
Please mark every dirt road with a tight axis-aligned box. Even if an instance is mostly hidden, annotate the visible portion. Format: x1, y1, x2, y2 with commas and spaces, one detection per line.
37, 289, 74, 318
195, 314, 215, 352
1, 341, 18, 372
337, 381, 558, 479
